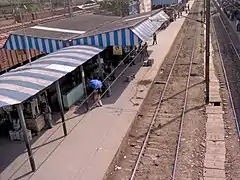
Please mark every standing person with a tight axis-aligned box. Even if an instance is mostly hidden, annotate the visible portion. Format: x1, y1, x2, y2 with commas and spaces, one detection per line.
174, 12, 177, 21
129, 46, 136, 66
106, 63, 115, 80
143, 42, 149, 58
43, 103, 53, 129
90, 78, 103, 107
237, 19, 240, 31
152, 32, 157, 45
93, 87, 103, 107
103, 67, 112, 97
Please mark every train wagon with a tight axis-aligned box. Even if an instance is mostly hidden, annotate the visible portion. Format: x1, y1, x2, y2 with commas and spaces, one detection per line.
152, 0, 187, 6
151, 0, 187, 11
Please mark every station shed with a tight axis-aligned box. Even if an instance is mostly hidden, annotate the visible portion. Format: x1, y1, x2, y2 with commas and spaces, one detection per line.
3, 10, 169, 54
0, 44, 104, 171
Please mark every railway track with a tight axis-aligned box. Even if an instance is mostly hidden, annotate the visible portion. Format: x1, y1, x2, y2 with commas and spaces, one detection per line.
212, 0, 240, 136
130, 17, 198, 180
210, 0, 240, 179
108, 1, 204, 179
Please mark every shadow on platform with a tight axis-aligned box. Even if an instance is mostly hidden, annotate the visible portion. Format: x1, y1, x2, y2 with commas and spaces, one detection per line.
0, 50, 153, 180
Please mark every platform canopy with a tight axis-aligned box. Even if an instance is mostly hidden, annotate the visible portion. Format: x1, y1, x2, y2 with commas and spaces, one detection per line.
0, 45, 103, 108
3, 10, 169, 53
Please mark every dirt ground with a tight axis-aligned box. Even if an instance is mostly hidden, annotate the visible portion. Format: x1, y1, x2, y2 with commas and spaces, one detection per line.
106, 1, 206, 179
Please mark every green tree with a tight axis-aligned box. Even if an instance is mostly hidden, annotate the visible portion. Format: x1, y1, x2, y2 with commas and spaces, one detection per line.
100, 0, 131, 16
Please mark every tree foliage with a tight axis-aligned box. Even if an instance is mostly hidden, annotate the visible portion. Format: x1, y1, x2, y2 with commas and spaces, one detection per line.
100, 0, 131, 16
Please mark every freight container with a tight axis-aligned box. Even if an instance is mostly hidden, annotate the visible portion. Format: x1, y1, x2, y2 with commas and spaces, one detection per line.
0, 49, 44, 73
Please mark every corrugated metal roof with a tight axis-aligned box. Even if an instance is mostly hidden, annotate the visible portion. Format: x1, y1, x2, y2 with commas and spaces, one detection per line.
79, 9, 162, 38
11, 14, 121, 40
130, 11, 169, 42
9, 10, 162, 41
0, 45, 103, 108
3, 9, 169, 53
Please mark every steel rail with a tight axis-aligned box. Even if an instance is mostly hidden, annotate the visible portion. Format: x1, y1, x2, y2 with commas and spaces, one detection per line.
171, 26, 197, 180
129, 16, 196, 180
211, 2, 240, 137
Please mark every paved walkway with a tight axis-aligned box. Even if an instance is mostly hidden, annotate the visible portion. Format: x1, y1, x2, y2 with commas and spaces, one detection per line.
0, 2, 195, 179
203, 33, 226, 180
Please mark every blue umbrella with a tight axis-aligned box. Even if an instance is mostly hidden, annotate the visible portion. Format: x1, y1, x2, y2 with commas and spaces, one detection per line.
89, 79, 103, 89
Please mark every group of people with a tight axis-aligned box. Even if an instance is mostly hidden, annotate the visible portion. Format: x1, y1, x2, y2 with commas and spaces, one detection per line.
88, 61, 117, 108
89, 43, 151, 108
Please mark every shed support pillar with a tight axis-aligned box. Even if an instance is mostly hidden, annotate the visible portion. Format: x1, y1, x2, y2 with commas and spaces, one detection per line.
80, 65, 89, 111
16, 104, 36, 172
56, 81, 67, 136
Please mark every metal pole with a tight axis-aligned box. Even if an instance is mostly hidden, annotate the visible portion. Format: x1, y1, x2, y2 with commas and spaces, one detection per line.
80, 65, 89, 111
17, 0, 32, 65
16, 104, 36, 172
137, 0, 140, 14
56, 81, 68, 136
203, 0, 205, 21
49, 0, 54, 17
67, 0, 73, 17
205, 0, 210, 104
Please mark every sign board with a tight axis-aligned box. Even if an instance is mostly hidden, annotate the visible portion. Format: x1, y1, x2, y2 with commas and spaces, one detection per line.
113, 46, 123, 55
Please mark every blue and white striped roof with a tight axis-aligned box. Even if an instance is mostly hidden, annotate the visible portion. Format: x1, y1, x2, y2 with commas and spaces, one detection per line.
71, 28, 141, 48
3, 10, 169, 53
0, 45, 103, 108
130, 11, 169, 42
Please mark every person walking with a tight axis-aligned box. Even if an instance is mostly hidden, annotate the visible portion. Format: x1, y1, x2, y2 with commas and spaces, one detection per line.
152, 32, 157, 45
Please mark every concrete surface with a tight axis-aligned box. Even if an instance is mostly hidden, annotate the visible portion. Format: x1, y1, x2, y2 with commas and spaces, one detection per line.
203, 35, 226, 180
0, 1, 195, 179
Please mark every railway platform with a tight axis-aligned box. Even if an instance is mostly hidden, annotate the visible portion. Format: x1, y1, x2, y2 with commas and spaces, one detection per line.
0, 1, 194, 180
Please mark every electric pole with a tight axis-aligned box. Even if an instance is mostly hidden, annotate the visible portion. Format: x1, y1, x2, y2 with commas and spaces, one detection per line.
205, 0, 210, 104
67, 0, 73, 17
50, 0, 54, 17
17, 0, 32, 65
203, 0, 205, 21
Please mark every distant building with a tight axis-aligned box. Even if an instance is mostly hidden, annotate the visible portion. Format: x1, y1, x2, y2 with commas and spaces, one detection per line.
139, 0, 152, 13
